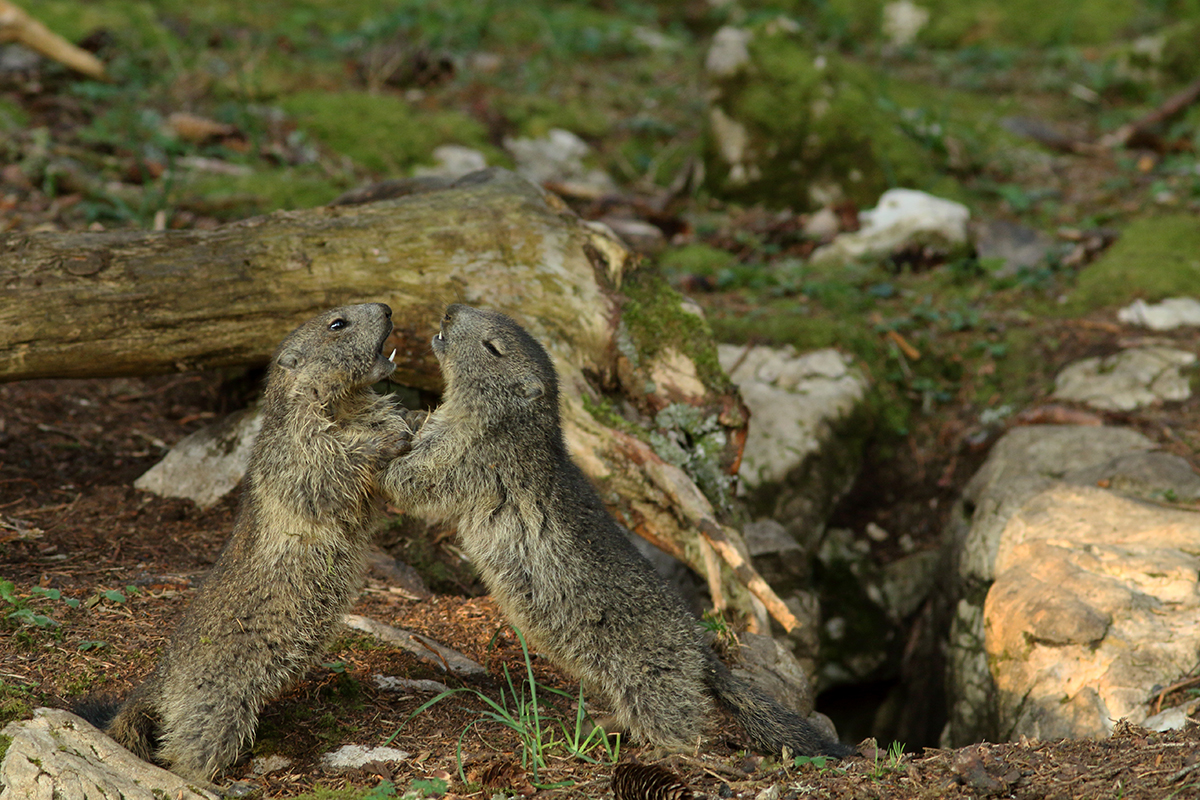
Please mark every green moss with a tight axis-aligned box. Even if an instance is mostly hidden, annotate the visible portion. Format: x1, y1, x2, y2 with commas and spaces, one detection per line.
289, 784, 396, 800
0, 98, 29, 132
1066, 214, 1200, 313
180, 166, 351, 216
819, 0, 1149, 47
930, 0, 1140, 48
620, 270, 730, 392
1159, 20, 1200, 82
38, 0, 392, 45
503, 93, 613, 140
705, 26, 935, 209
658, 243, 736, 278
0, 681, 34, 728
281, 92, 489, 176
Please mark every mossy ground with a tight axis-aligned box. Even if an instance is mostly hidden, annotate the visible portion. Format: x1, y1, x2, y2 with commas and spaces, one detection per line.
1066, 214, 1200, 311
2, 2, 1200, 795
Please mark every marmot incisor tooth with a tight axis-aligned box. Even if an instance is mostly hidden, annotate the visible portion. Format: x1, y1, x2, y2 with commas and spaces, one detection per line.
380, 304, 853, 758
88, 303, 415, 782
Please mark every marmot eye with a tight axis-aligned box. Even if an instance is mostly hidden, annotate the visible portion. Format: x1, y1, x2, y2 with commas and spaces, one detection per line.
483, 340, 503, 357
329, 319, 348, 331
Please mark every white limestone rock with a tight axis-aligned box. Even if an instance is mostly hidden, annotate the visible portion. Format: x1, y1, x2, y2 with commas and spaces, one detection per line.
133, 407, 261, 508
321, 744, 412, 771
503, 128, 615, 195
1117, 297, 1200, 330
719, 344, 869, 555
0, 708, 219, 800
1053, 346, 1196, 411
811, 189, 970, 264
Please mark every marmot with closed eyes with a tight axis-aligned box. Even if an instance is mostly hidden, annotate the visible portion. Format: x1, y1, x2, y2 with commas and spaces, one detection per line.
380, 304, 854, 758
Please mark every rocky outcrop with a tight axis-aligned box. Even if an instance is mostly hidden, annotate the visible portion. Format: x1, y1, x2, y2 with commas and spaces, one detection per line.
944, 424, 1200, 745
0, 708, 219, 800
984, 484, 1200, 741
718, 344, 870, 567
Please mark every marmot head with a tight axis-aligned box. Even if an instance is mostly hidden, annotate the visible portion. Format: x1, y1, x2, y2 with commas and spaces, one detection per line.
269, 303, 397, 407
432, 304, 559, 430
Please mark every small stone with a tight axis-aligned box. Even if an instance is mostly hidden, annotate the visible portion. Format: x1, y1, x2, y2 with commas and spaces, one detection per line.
743, 519, 802, 556
251, 755, 293, 776
971, 219, 1055, 278
600, 216, 666, 255
802, 206, 840, 242
320, 744, 412, 771
412, 145, 488, 180
1143, 701, 1200, 732
811, 189, 970, 265
1116, 297, 1200, 330
372, 675, 451, 694
865, 522, 889, 542
705, 26, 753, 77
321, 743, 410, 767
134, 407, 261, 508
882, 0, 930, 47
504, 129, 615, 194
754, 785, 782, 800
1052, 346, 1195, 411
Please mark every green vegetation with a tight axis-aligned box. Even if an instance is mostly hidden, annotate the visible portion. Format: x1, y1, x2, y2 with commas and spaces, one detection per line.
0, 681, 35, 727
279, 92, 490, 175
392, 627, 618, 787
1066, 214, 1200, 312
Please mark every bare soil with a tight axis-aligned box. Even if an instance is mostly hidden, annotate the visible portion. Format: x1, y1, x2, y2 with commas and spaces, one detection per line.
2, 372, 1199, 799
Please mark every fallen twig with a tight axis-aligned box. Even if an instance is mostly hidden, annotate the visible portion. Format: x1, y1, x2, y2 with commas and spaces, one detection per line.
697, 519, 800, 633
0, 1, 108, 81
1099, 74, 1200, 149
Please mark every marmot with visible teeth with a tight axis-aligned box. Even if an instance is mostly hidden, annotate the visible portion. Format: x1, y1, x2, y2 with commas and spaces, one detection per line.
380, 304, 854, 758
84, 303, 417, 782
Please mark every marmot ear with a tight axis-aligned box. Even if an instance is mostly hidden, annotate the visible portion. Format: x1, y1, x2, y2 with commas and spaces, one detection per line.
520, 376, 545, 400
277, 349, 301, 370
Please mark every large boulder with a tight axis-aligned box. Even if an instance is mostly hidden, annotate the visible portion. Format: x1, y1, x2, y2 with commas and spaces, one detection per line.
984, 484, 1200, 740
943, 424, 1200, 745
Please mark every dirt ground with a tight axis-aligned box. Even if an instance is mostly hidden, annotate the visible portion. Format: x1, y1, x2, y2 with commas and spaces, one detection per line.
2, 371, 1199, 800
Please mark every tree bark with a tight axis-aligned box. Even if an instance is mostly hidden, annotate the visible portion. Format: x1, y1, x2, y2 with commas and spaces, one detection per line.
0, 169, 619, 388
2, 169, 785, 630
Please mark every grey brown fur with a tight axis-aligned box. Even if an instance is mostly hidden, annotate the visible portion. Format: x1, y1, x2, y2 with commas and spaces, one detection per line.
380, 304, 853, 758
100, 303, 413, 781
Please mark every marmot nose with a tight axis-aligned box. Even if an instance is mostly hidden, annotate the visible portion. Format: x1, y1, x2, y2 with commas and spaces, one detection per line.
380, 304, 393, 318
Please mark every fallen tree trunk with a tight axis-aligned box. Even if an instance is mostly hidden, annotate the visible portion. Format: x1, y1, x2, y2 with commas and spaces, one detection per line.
2, 169, 779, 630
0, 170, 618, 387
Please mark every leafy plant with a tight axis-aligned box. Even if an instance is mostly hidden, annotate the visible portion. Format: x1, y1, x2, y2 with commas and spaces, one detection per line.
405, 777, 447, 798
2, 580, 61, 630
